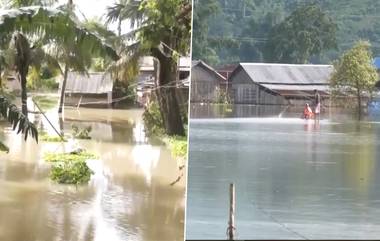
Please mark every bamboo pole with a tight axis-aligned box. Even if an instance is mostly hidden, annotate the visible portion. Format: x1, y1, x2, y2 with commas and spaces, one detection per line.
227, 183, 235, 240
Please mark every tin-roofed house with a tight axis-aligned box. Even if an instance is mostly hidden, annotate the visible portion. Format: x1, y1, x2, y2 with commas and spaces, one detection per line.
229, 63, 334, 105
60, 72, 113, 108
191, 60, 227, 103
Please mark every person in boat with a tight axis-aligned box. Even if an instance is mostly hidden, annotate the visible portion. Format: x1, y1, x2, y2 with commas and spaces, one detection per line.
303, 103, 314, 119
313, 89, 321, 120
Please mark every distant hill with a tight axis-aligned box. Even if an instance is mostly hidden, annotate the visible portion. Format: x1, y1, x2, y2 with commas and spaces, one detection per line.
194, 0, 380, 66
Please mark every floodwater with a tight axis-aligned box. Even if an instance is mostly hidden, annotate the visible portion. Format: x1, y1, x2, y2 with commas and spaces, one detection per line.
186, 104, 380, 239
0, 100, 185, 241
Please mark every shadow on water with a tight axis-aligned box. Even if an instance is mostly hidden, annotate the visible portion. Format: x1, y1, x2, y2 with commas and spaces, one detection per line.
0, 99, 185, 241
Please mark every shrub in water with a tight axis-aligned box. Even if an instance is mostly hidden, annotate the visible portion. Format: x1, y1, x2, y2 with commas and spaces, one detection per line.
44, 152, 96, 163
142, 101, 165, 136
72, 124, 92, 139
50, 161, 93, 184
164, 135, 188, 158
44, 151, 97, 184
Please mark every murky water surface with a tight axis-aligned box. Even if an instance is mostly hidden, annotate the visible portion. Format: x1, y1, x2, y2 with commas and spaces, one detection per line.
186, 104, 380, 239
0, 102, 185, 241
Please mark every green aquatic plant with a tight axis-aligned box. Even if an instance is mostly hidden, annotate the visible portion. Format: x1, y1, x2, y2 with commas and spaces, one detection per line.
71, 124, 92, 139
44, 152, 97, 163
39, 130, 67, 142
44, 151, 97, 184
164, 135, 188, 159
50, 161, 93, 185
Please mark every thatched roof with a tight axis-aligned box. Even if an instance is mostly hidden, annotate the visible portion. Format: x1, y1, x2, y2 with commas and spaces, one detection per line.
61, 72, 113, 94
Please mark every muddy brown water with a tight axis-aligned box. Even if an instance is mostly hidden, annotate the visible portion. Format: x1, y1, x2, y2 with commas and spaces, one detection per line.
0, 104, 185, 241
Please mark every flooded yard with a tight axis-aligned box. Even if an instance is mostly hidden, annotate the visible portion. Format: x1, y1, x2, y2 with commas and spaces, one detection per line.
0, 102, 185, 241
186, 104, 380, 239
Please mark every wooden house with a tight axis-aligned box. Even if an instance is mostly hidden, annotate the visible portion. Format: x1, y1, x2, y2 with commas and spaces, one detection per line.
190, 60, 227, 103
136, 56, 190, 106
229, 63, 333, 105
60, 72, 113, 108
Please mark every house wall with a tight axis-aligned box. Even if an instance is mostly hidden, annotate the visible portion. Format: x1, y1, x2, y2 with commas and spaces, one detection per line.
230, 69, 287, 105
190, 65, 219, 103
64, 93, 111, 108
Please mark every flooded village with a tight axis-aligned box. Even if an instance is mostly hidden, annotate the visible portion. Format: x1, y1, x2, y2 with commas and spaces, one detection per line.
186, 0, 380, 239
0, 0, 191, 241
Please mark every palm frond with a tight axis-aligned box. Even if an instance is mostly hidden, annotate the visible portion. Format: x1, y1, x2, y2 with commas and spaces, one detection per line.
0, 6, 119, 61
105, 0, 144, 29
0, 96, 38, 142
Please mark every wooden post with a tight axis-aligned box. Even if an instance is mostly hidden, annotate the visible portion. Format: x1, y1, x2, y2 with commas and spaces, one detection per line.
228, 183, 235, 240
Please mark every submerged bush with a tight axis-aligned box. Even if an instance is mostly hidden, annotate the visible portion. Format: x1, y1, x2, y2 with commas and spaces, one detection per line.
164, 135, 188, 159
44, 151, 97, 184
72, 124, 92, 139
50, 161, 93, 184
44, 151, 96, 163
39, 131, 67, 142
142, 101, 165, 136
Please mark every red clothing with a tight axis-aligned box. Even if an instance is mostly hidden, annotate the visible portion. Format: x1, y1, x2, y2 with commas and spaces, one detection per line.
303, 106, 314, 119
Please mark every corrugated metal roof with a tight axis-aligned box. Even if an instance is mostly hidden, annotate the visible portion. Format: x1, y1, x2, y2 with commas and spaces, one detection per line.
240, 63, 334, 85
62, 72, 113, 94
192, 60, 227, 81
261, 84, 329, 92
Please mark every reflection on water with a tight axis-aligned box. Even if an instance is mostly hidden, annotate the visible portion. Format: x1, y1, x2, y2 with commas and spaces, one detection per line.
186, 105, 380, 239
0, 104, 185, 241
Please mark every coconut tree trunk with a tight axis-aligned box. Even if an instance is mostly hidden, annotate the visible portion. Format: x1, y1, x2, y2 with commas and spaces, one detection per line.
152, 48, 185, 136
20, 73, 28, 116
58, 65, 69, 113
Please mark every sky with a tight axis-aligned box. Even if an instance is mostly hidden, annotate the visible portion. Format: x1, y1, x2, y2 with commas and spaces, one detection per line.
58, 0, 130, 34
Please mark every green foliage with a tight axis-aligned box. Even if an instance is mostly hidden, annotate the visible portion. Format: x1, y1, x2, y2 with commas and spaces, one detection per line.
264, 4, 337, 63
44, 151, 96, 163
113, 81, 136, 105
39, 131, 66, 142
27, 66, 59, 91
50, 160, 93, 184
45, 151, 96, 184
0, 95, 38, 142
192, 0, 221, 65
0, 141, 10, 153
196, 0, 380, 65
330, 41, 378, 114
71, 124, 92, 139
164, 135, 188, 159
142, 101, 165, 137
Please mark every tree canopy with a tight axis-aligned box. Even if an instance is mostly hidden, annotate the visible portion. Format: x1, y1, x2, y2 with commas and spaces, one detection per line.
264, 5, 337, 64
194, 0, 380, 66
330, 41, 378, 116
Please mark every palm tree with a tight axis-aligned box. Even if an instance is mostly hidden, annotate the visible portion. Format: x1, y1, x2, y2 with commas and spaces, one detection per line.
105, 0, 143, 37
0, 6, 118, 114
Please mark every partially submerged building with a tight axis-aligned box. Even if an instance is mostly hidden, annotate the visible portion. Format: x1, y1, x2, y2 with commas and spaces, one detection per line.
229, 63, 334, 105
190, 60, 227, 103
136, 56, 190, 106
60, 72, 113, 107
